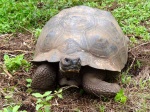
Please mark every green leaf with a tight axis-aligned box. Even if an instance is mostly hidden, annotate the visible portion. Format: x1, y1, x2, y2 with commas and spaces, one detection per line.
34, 28, 42, 39
27, 84, 31, 87
36, 104, 43, 111
3, 108, 9, 112
17, 54, 24, 60
136, 60, 141, 68
119, 89, 124, 95
22, 59, 30, 66
46, 96, 54, 101
15, 60, 21, 66
26, 78, 32, 83
4, 54, 10, 61
114, 89, 127, 104
44, 105, 51, 112
57, 94, 63, 99
36, 99, 42, 104
120, 96, 127, 104
58, 89, 63, 93
43, 91, 52, 97
13, 105, 20, 112
5, 95, 12, 99
32, 93, 43, 98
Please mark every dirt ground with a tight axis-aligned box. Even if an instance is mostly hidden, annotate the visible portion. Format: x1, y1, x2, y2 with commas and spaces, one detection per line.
0, 32, 150, 112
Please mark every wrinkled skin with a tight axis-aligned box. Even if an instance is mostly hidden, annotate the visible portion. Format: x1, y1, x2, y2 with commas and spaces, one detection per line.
31, 57, 120, 97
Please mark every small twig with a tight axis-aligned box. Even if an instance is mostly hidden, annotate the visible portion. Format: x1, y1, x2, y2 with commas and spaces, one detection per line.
0, 88, 7, 96
2, 66, 13, 78
129, 57, 136, 70
129, 42, 150, 52
125, 52, 136, 74
0, 62, 2, 66
129, 52, 136, 68
0, 34, 13, 38
53, 99, 59, 106
19, 25, 33, 34
0, 49, 33, 54
19, 25, 34, 41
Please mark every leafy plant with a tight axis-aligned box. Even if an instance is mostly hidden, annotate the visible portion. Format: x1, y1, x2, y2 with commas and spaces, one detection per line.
26, 78, 32, 87
130, 36, 137, 44
135, 60, 141, 69
139, 79, 147, 89
34, 28, 42, 39
114, 89, 127, 104
74, 108, 81, 112
121, 72, 131, 84
99, 105, 105, 112
32, 89, 63, 111
1, 105, 26, 112
4, 54, 30, 73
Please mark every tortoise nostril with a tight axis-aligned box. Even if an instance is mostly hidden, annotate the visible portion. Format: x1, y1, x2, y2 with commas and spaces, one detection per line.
77, 58, 81, 64
72, 58, 81, 65
77, 58, 81, 63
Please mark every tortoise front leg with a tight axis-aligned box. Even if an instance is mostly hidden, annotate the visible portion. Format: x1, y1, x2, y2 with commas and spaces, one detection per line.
82, 68, 120, 97
31, 63, 56, 90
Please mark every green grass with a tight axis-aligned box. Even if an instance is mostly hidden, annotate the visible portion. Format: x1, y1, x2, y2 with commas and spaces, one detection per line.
1, 0, 149, 41
0, 0, 58, 33
112, 0, 150, 41
0, 0, 96, 33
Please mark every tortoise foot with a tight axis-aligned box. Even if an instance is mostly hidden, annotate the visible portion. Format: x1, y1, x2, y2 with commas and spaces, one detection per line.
83, 72, 120, 97
31, 63, 56, 90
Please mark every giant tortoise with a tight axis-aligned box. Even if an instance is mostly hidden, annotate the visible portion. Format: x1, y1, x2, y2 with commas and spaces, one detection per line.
31, 6, 129, 97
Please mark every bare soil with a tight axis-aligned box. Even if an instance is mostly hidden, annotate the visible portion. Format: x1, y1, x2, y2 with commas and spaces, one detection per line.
0, 32, 150, 112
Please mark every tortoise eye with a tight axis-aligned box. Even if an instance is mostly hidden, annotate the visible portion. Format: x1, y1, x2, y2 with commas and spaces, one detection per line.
62, 58, 72, 66
64, 58, 71, 63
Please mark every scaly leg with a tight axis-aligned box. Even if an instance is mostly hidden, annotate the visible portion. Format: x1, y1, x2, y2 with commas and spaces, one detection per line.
82, 68, 120, 97
31, 63, 56, 90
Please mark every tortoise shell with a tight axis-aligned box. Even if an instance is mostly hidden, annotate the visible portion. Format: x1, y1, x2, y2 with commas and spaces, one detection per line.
33, 6, 129, 72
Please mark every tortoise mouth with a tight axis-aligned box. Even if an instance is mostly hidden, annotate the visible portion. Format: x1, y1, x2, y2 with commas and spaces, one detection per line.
60, 65, 81, 73
59, 57, 81, 73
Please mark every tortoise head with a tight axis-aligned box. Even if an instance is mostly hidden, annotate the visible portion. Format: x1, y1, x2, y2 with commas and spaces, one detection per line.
59, 56, 81, 73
